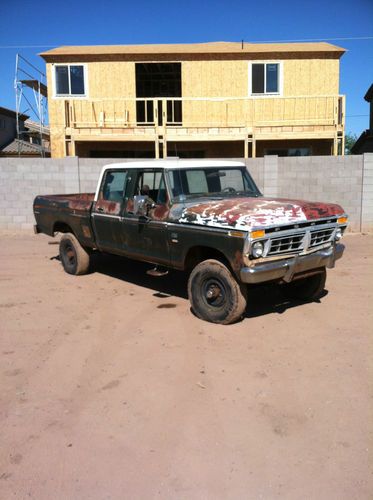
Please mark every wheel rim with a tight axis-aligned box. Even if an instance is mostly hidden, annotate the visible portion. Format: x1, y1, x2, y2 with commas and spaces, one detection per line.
64, 242, 76, 268
202, 278, 226, 308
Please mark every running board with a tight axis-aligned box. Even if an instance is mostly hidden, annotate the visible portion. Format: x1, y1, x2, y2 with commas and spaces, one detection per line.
146, 267, 169, 277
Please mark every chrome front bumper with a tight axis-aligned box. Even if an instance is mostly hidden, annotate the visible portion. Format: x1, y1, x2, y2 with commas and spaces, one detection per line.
240, 244, 345, 284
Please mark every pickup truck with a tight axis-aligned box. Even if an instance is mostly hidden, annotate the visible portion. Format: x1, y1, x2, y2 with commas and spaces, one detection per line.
33, 160, 348, 324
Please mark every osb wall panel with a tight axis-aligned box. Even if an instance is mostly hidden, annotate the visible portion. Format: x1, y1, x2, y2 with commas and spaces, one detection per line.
183, 58, 339, 98
182, 60, 248, 97
283, 59, 339, 96
46, 64, 67, 158
88, 62, 135, 98
47, 62, 138, 157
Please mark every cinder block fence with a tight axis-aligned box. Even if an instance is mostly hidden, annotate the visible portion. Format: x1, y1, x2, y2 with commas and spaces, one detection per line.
0, 154, 372, 232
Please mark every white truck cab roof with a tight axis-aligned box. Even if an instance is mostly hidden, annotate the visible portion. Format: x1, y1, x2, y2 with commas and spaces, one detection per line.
100, 159, 245, 171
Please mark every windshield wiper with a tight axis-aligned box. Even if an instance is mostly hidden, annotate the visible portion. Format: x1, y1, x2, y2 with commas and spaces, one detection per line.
215, 191, 260, 198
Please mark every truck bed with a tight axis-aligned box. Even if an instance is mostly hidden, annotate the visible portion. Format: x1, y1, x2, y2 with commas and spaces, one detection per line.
35, 193, 94, 210
33, 193, 95, 245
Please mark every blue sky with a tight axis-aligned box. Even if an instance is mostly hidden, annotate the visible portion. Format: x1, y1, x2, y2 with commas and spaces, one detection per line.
0, 0, 372, 135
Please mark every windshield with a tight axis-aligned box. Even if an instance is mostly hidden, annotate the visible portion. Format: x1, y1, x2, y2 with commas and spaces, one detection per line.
167, 167, 261, 202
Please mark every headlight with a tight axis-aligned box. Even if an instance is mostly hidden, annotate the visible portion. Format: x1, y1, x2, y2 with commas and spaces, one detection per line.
335, 228, 342, 241
251, 241, 264, 258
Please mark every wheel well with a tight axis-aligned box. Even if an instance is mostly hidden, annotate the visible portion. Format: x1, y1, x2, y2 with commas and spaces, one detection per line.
184, 246, 230, 273
53, 222, 73, 235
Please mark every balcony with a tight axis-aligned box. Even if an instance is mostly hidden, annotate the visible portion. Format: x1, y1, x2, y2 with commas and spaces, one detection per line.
63, 95, 345, 156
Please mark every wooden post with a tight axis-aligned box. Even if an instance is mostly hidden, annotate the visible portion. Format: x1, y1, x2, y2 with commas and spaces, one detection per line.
163, 139, 167, 158
244, 139, 248, 159
63, 100, 67, 128
155, 138, 160, 159
333, 134, 338, 156
162, 98, 167, 126
252, 138, 256, 158
341, 135, 345, 156
66, 139, 76, 157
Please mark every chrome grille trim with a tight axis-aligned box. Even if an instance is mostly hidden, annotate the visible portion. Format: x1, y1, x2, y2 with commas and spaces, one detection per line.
268, 233, 305, 255
256, 223, 338, 258
309, 228, 335, 247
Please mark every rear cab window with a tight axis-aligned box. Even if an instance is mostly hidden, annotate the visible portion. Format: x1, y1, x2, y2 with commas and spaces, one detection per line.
95, 169, 128, 215
101, 170, 128, 202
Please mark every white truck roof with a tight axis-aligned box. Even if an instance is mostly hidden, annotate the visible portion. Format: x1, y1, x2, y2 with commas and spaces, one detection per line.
101, 159, 245, 171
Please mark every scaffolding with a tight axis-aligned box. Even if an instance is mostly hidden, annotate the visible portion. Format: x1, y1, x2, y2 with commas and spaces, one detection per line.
14, 54, 48, 157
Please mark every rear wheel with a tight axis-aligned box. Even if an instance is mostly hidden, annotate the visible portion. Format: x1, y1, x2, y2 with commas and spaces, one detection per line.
59, 233, 90, 275
188, 259, 247, 324
282, 268, 326, 301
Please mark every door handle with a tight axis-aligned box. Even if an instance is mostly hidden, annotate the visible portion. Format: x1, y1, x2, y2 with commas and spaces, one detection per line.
139, 215, 151, 223
97, 207, 104, 213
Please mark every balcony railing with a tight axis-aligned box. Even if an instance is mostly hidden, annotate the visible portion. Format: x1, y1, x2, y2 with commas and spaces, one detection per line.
64, 95, 345, 131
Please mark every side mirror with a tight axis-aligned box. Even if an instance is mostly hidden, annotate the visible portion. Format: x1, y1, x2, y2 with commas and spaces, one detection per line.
133, 195, 155, 216
133, 195, 147, 215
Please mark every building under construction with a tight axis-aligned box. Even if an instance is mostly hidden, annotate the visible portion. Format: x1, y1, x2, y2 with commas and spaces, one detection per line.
39, 41, 346, 159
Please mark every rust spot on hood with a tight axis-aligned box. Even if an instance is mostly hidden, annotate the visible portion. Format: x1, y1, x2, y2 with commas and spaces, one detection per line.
177, 197, 344, 230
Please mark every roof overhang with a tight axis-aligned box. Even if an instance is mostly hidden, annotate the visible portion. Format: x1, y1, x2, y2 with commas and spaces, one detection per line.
0, 106, 29, 121
39, 41, 346, 62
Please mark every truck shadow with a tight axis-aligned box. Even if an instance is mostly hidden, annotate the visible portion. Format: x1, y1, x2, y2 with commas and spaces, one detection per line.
244, 286, 328, 319
88, 253, 328, 320
91, 253, 189, 300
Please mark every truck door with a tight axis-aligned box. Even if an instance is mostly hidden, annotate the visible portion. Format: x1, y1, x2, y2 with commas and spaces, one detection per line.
91, 169, 128, 254
122, 168, 170, 266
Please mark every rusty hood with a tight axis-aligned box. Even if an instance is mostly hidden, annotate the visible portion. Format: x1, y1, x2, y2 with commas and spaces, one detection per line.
174, 196, 345, 230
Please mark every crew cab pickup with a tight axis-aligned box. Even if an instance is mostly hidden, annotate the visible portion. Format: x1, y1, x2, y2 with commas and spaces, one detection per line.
33, 160, 348, 324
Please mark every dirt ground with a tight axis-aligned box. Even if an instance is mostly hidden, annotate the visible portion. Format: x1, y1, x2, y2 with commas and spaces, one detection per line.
0, 232, 372, 500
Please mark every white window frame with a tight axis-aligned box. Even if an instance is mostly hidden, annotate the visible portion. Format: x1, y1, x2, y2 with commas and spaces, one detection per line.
248, 61, 283, 97
52, 63, 89, 99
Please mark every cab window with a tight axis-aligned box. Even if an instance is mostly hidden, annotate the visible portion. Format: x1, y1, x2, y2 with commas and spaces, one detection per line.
101, 170, 127, 202
133, 170, 168, 205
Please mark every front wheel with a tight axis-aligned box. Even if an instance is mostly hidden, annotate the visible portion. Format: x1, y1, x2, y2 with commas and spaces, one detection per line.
282, 268, 326, 301
59, 232, 90, 275
188, 259, 247, 324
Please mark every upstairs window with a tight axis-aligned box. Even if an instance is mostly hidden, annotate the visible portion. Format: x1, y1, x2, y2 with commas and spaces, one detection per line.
251, 63, 280, 95
54, 64, 86, 96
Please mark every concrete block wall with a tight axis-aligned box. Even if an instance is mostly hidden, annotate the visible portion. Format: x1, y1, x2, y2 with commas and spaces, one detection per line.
0, 157, 79, 231
276, 155, 364, 232
0, 155, 372, 232
241, 158, 265, 192
78, 158, 130, 193
361, 153, 373, 231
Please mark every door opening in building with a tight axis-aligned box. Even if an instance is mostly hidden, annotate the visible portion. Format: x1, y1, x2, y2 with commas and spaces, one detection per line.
135, 63, 182, 126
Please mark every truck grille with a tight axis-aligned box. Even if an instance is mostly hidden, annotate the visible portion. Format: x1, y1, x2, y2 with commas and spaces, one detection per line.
309, 228, 335, 247
268, 233, 306, 255
266, 227, 335, 257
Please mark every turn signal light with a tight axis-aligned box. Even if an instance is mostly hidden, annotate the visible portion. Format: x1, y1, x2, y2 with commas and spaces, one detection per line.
251, 229, 265, 239
337, 216, 348, 225
228, 230, 245, 238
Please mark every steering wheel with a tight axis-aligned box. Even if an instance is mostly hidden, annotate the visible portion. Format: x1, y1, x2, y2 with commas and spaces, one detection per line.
222, 186, 237, 193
